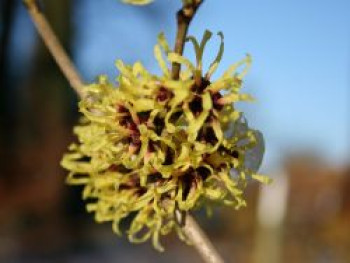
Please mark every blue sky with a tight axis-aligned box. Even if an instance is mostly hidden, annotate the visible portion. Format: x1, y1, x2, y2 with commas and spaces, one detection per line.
14, 0, 350, 169
73, 0, 350, 169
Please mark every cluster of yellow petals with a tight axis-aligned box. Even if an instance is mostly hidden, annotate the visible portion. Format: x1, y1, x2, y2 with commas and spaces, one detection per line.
61, 31, 270, 251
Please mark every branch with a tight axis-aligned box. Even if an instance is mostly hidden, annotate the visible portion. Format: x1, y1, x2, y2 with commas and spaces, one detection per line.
23, 0, 85, 98
171, 0, 203, 80
24, 1, 224, 262
180, 212, 225, 263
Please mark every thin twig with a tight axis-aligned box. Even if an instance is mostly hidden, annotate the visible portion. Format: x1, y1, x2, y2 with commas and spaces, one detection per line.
171, 0, 203, 80
23, 0, 85, 98
24, 1, 224, 262
182, 214, 225, 263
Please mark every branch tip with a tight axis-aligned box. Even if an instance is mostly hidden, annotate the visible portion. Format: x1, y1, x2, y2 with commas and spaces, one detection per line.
171, 0, 203, 79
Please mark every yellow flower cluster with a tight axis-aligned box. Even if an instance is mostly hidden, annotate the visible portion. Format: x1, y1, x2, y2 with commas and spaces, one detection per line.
121, 0, 153, 5
121, 0, 199, 6
61, 31, 270, 251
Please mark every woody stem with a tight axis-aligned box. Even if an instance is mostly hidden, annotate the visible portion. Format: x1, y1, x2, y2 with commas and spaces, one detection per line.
171, 0, 202, 80
23, 0, 85, 98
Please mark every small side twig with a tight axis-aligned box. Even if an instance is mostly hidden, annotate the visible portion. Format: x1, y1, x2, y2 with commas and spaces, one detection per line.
23, 0, 85, 98
24, 1, 224, 262
171, 0, 203, 80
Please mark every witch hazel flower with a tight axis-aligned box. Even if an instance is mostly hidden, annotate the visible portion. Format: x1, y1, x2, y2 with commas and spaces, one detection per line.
61, 30, 270, 251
